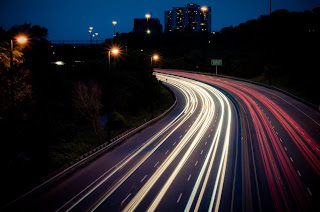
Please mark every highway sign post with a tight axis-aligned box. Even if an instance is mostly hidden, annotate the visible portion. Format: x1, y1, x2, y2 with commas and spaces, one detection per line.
211, 59, 222, 75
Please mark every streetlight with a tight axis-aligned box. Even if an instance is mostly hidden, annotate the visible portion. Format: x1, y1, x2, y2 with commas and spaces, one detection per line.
145, 13, 151, 33
201, 6, 208, 12
150, 54, 159, 118
108, 47, 119, 71
95, 32, 98, 43
145, 13, 151, 21
9, 35, 27, 106
89, 27, 93, 44
107, 46, 119, 143
112, 21, 117, 37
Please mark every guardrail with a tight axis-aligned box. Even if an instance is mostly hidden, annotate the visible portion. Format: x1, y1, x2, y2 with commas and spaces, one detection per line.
4, 85, 177, 209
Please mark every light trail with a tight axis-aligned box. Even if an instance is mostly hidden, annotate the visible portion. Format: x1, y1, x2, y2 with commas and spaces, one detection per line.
87, 75, 201, 211
123, 73, 233, 212
59, 72, 235, 212
157, 69, 315, 211
60, 76, 197, 211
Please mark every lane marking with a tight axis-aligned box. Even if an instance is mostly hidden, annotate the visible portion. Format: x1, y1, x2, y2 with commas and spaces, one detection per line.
121, 193, 131, 205
195, 161, 198, 166
140, 175, 148, 183
185, 129, 188, 132
211, 129, 213, 132
187, 174, 192, 181
280, 138, 282, 143
173, 142, 176, 146
205, 142, 207, 146
165, 150, 169, 155
179, 135, 182, 138
177, 193, 183, 203
284, 147, 287, 151
208, 135, 211, 138
307, 188, 312, 196
297, 170, 301, 176
290, 157, 293, 163
154, 161, 159, 167
200, 150, 203, 155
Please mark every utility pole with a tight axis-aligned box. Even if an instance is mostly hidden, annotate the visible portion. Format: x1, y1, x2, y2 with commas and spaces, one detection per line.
270, 0, 272, 15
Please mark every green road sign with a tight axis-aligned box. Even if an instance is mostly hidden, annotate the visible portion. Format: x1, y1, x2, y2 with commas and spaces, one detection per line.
211, 59, 222, 66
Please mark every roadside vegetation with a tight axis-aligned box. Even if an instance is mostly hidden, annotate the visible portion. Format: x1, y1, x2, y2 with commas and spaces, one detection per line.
0, 24, 173, 204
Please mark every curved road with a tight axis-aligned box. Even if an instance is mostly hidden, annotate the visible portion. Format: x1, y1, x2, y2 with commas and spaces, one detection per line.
12, 72, 239, 211
157, 69, 320, 211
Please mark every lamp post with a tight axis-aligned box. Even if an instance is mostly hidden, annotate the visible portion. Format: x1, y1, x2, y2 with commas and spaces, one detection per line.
107, 47, 119, 143
9, 35, 27, 118
108, 48, 119, 71
112, 21, 117, 37
145, 13, 151, 33
94, 32, 98, 44
150, 54, 159, 118
145, 13, 151, 22
89, 27, 93, 44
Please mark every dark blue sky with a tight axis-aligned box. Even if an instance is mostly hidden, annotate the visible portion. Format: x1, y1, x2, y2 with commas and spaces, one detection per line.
0, 0, 319, 40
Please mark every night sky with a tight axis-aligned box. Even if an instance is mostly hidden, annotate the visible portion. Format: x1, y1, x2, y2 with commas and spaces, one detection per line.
0, 0, 319, 40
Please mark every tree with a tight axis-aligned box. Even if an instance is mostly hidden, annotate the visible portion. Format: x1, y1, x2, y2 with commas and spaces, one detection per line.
0, 41, 32, 118
73, 81, 103, 143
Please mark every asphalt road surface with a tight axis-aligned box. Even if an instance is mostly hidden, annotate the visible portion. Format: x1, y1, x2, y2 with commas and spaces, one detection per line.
7, 70, 320, 212
156, 69, 320, 211
9, 72, 239, 212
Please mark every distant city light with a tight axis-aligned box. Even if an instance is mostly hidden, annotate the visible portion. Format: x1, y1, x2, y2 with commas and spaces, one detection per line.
112, 21, 117, 25
146, 29, 151, 34
145, 13, 151, 19
54, 61, 65, 66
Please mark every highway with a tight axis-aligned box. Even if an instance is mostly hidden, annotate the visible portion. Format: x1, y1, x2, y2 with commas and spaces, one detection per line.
14, 72, 239, 211
156, 69, 320, 211
9, 70, 320, 211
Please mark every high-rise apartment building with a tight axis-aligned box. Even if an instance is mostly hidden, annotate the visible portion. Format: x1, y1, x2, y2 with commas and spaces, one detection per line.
165, 3, 211, 32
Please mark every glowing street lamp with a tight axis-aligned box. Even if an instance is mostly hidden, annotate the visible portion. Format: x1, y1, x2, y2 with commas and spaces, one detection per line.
16, 36, 27, 44
201, 6, 208, 12
152, 54, 159, 61
151, 54, 159, 69
112, 21, 117, 37
145, 13, 151, 20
